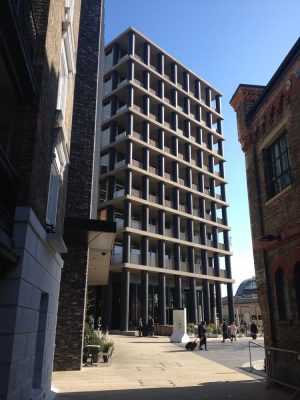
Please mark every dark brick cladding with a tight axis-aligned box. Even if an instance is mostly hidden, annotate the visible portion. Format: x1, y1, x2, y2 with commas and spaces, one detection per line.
231, 41, 300, 352
11, 0, 64, 230
65, 0, 103, 219
54, 0, 104, 370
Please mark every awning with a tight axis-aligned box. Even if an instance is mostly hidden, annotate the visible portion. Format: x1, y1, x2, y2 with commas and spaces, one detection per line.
64, 217, 116, 286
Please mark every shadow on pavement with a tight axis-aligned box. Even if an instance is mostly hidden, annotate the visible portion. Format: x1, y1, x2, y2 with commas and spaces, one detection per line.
55, 379, 295, 400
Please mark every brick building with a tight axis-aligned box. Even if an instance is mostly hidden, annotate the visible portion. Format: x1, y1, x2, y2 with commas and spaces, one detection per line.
0, 0, 115, 398
231, 38, 300, 385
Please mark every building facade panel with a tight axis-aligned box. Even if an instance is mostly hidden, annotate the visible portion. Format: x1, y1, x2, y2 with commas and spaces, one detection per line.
99, 28, 235, 331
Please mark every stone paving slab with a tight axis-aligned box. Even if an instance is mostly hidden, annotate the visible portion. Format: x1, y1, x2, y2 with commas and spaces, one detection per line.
51, 335, 293, 400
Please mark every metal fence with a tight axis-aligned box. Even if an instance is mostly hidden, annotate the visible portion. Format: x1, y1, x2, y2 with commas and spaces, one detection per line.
266, 347, 300, 391
248, 340, 265, 373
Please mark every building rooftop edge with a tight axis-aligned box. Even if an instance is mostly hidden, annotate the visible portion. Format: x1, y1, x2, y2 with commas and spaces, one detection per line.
230, 36, 300, 114
105, 26, 223, 96
229, 84, 265, 104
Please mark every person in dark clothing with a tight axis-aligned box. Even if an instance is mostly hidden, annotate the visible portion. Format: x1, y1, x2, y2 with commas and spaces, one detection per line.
198, 321, 209, 350
137, 317, 143, 337
222, 319, 229, 343
148, 316, 154, 336
250, 322, 258, 339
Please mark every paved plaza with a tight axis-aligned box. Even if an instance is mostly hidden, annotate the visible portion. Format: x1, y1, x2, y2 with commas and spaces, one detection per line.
52, 335, 293, 400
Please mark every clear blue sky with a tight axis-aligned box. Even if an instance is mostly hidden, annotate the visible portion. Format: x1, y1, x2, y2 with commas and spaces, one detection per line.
104, 0, 300, 294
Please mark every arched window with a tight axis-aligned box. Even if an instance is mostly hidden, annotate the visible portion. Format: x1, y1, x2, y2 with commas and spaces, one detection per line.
275, 268, 290, 320
294, 263, 300, 320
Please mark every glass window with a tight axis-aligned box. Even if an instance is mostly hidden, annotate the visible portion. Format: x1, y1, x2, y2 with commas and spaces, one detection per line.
103, 100, 111, 120
104, 76, 112, 95
275, 268, 291, 320
268, 133, 291, 197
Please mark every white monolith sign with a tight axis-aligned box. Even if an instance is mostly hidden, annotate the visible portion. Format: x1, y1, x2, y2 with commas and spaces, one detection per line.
170, 308, 190, 343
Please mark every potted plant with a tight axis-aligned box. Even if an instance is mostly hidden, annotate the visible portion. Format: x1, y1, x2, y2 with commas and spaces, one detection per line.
83, 321, 102, 364
101, 339, 115, 363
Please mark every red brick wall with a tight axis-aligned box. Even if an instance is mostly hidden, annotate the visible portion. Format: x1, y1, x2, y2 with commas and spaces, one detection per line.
231, 49, 300, 352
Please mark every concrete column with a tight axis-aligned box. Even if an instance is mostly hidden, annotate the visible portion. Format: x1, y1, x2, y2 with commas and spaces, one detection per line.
158, 240, 165, 268
171, 112, 178, 131
143, 42, 150, 65
172, 136, 178, 157
173, 189, 179, 214
188, 246, 195, 273
142, 175, 149, 200
216, 94, 222, 114
213, 254, 222, 321
158, 273, 166, 324
120, 267, 130, 331
171, 89, 178, 107
107, 176, 115, 200
127, 60, 134, 80
200, 223, 207, 246
185, 142, 191, 163
184, 119, 191, 138
184, 97, 190, 115
158, 80, 164, 99
141, 235, 149, 265
183, 71, 190, 92
143, 147, 149, 171
205, 87, 211, 107
112, 43, 120, 65
185, 167, 192, 188
173, 214, 180, 239
125, 140, 133, 164
195, 80, 201, 100
110, 121, 117, 143
125, 169, 132, 195
158, 182, 165, 206
227, 281, 235, 324
217, 119, 223, 135
141, 205, 149, 231
218, 139, 224, 156
196, 126, 202, 144
143, 70, 150, 90
128, 31, 135, 56
158, 52, 164, 75
158, 154, 165, 177
206, 112, 212, 130
201, 250, 211, 322
174, 275, 182, 308
195, 104, 202, 122
172, 162, 179, 183
158, 210, 165, 235
197, 150, 203, 169
188, 277, 197, 323
158, 104, 164, 124
102, 272, 112, 331
122, 232, 131, 263
209, 283, 216, 324
126, 112, 134, 134
171, 62, 177, 84
143, 95, 150, 116
141, 271, 149, 324
124, 199, 131, 227
143, 121, 150, 143
158, 129, 164, 149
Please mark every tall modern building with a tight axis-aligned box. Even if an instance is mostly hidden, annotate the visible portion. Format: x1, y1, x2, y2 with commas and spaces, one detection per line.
98, 27, 235, 331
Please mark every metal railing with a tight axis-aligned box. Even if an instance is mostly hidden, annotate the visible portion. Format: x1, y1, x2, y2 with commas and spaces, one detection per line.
265, 347, 300, 391
248, 340, 265, 374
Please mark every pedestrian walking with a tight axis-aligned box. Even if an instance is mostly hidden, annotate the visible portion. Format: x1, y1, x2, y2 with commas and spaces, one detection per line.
229, 321, 237, 342
148, 316, 154, 336
222, 319, 230, 343
250, 321, 258, 339
137, 317, 143, 337
198, 321, 209, 351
